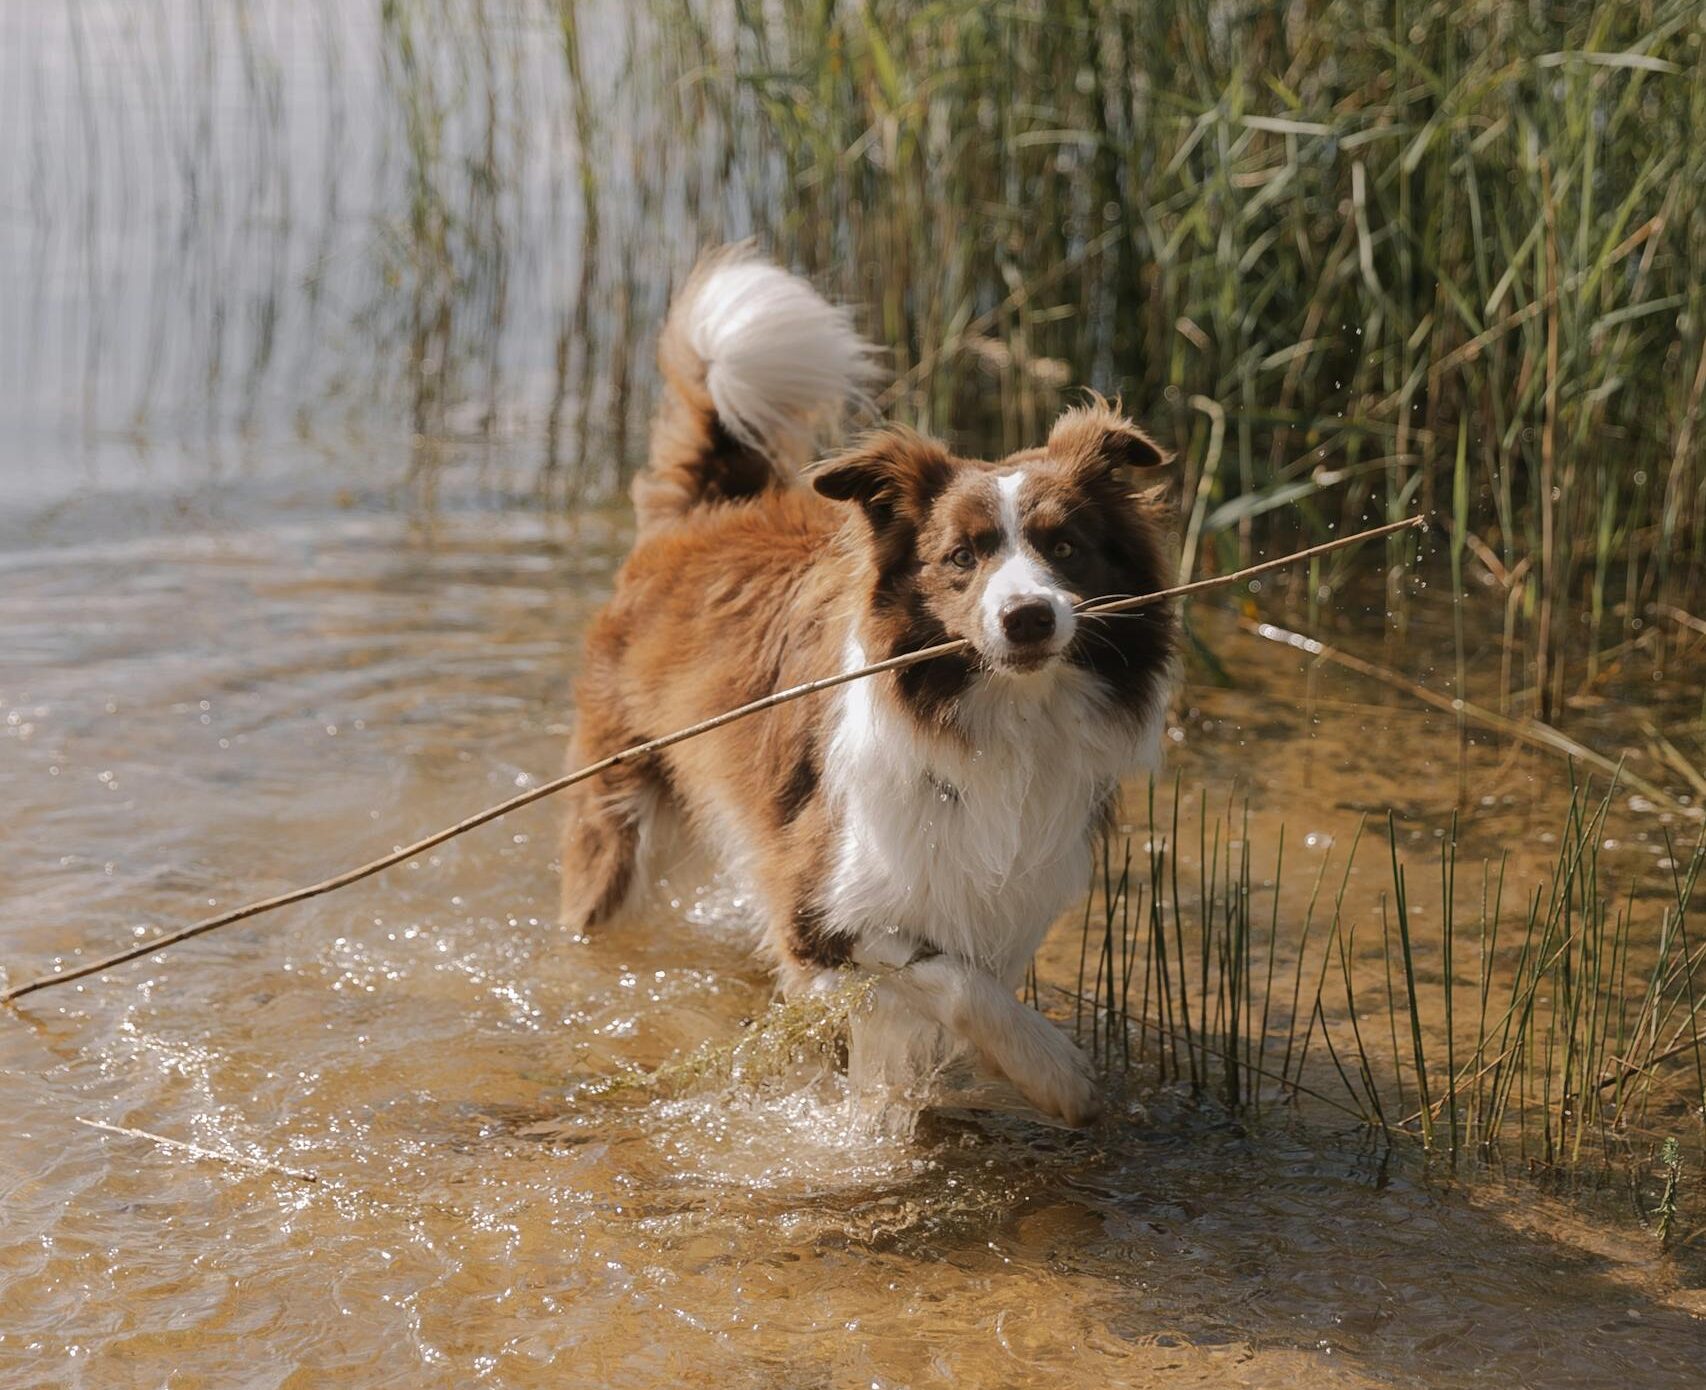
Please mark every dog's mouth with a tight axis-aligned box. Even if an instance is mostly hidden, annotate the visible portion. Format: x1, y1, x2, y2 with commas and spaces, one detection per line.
983, 643, 1065, 676
976, 592, 1079, 677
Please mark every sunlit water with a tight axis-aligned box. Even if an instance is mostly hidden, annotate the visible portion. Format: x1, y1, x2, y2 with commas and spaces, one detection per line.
5, 1, 1706, 1383
4, 453, 1706, 1388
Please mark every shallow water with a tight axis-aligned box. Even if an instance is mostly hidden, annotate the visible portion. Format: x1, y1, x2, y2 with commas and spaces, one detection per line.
6, 0, 1706, 1381
4, 456, 1706, 1388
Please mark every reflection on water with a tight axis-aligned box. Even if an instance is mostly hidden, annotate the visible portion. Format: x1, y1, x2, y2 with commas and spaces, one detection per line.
4, 0, 1706, 1383
3, 471, 1706, 1387
2, 1, 683, 504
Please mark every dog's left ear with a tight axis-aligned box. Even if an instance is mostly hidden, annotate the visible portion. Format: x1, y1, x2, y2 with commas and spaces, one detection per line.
1047, 399, 1169, 485
810, 427, 954, 524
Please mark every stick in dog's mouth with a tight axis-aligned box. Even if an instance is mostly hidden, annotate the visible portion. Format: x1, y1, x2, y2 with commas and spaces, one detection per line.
2, 513, 1421, 1008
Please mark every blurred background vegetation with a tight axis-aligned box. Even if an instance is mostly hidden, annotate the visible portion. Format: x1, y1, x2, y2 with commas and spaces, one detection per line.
5, 0, 1703, 715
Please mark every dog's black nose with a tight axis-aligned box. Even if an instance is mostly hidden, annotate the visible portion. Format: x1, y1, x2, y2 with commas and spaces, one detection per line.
1000, 598, 1056, 645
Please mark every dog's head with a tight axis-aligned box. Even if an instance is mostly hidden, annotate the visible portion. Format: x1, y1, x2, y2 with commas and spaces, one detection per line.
812, 399, 1176, 710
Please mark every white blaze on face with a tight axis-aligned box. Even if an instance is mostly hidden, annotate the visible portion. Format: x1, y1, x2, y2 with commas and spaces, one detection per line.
979, 470, 1077, 664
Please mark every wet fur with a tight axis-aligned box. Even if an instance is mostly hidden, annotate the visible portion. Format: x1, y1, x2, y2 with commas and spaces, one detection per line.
561, 250, 1176, 1126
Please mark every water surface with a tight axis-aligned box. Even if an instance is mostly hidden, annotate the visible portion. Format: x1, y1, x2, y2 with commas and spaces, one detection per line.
4, 461, 1705, 1387
5, 1, 1706, 1383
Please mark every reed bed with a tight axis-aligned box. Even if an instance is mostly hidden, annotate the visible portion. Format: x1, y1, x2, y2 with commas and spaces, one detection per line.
22, 0, 1704, 702
697, 0, 1706, 711
1066, 774, 1706, 1223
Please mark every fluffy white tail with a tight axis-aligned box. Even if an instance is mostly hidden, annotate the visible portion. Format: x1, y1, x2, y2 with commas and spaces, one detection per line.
687, 250, 878, 459
636, 248, 879, 531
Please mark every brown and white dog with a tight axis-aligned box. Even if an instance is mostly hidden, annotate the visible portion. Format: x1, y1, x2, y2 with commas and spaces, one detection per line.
561, 249, 1176, 1126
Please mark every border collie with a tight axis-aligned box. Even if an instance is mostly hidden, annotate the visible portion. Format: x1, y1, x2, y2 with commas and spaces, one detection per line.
561, 249, 1176, 1126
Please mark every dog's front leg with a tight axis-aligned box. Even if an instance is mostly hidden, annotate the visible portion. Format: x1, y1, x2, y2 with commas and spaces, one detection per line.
852, 946, 1102, 1127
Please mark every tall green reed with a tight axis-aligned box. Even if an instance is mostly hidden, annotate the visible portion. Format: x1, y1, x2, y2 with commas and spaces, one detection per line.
32, 1, 1702, 702
678, 0, 1704, 692
1070, 777, 1706, 1196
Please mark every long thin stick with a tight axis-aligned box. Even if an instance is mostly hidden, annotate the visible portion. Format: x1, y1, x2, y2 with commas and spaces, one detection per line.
2, 516, 1423, 1005
1236, 615, 1701, 820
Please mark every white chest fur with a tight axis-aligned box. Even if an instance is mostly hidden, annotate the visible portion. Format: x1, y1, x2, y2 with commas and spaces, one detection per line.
822, 638, 1164, 983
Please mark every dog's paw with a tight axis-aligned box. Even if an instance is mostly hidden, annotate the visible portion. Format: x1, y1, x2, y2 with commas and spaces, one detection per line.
1025, 1047, 1103, 1128
1003, 1009, 1103, 1127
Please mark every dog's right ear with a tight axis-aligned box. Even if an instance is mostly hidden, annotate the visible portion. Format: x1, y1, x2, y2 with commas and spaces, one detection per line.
811, 428, 954, 520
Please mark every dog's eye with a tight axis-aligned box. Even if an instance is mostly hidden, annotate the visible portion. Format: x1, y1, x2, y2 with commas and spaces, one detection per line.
1051, 539, 1075, 560
948, 546, 976, 570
